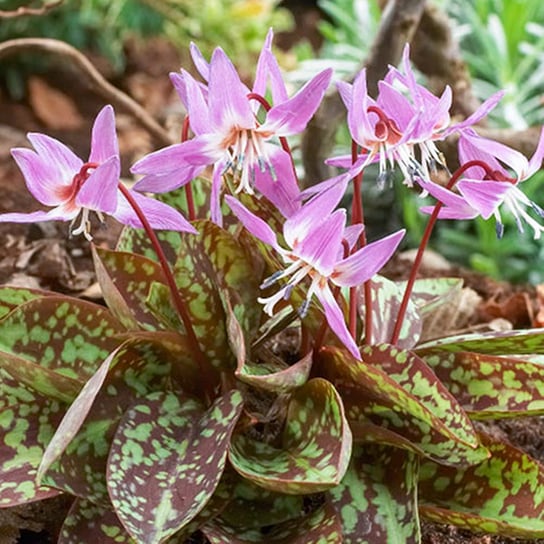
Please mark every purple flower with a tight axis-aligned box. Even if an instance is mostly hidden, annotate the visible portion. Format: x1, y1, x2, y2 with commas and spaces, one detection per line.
226, 179, 404, 359
331, 45, 503, 186
419, 128, 544, 238
132, 32, 332, 224
1, 105, 196, 239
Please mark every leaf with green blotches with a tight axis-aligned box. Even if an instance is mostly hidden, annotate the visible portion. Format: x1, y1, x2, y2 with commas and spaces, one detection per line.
416, 328, 544, 355
0, 367, 64, 506
329, 444, 420, 543
0, 296, 125, 381
92, 245, 167, 331
235, 350, 313, 394
0, 285, 52, 319
421, 350, 544, 419
358, 275, 421, 349
38, 334, 178, 504
315, 347, 488, 466
108, 389, 243, 544
204, 502, 342, 543
419, 431, 544, 538
404, 277, 463, 316
229, 378, 352, 494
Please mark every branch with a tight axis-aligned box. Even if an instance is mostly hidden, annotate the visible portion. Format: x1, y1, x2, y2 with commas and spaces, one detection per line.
0, 38, 173, 148
0, 0, 63, 18
300, 0, 426, 186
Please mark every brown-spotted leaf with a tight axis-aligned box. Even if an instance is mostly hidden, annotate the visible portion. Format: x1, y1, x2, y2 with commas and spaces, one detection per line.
421, 350, 544, 419
405, 277, 463, 316
315, 347, 488, 466
107, 389, 243, 544
204, 502, 342, 543
92, 245, 167, 331
229, 378, 352, 494
329, 444, 420, 543
0, 285, 51, 319
0, 366, 64, 506
38, 334, 177, 504
416, 327, 544, 355
0, 296, 124, 381
419, 432, 544, 537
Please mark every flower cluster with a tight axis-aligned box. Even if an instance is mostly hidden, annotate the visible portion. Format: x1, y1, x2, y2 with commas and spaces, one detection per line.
2, 30, 544, 360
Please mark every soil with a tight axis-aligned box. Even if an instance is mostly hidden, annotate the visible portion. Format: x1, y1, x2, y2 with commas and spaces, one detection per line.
1, 23, 544, 544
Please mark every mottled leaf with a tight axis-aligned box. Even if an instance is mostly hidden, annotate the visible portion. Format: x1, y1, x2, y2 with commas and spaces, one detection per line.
108, 389, 243, 544
0, 296, 124, 381
92, 245, 167, 331
0, 285, 50, 319
0, 367, 64, 506
329, 444, 420, 543
38, 334, 177, 504
358, 275, 421, 349
422, 350, 544, 419
229, 378, 352, 494
406, 277, 463, 316
204, 502, 342, 543
416, 328, 544, 355
315, 347, 488, 466
419, 432, 544, 537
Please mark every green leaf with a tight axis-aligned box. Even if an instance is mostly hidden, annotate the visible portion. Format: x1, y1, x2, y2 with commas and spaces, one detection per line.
421, 350, 544, 419
229, 378, 352, 494
0, 367, 64, 506
358, 275, 421, 349
38, 335, 177, 504
92, 245, 167, 331
0, 296, 125, 381
419, 432, 544, 538
405, 277, 463, 316
416, 328, 544, 355
329, 444, 420, 543
204, 502, 342, 543
0, 285, 50, 319
315, 347, 488, 466
108, 389, 243, 544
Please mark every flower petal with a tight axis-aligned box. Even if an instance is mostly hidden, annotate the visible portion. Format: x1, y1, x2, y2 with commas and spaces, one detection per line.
10, 147, 65, 206
76, 156, 120, 213
527, 127, 544, 178
27, 133, 82, 182
133, 164, 204, 193
314, 282, 361, 360
174, 69, 210, 136
225, 195, 279, 249
89, 105, 118, 163
0, 207, 76, 224
262, 68, 332, 136
190, 42, 210, 81
417, 178, 479, 219
114, 191, 197, 233
332, 229, 405, 287
457, 179, 512, 219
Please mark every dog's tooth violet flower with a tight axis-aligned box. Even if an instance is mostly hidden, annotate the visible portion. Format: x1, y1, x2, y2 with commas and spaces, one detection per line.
0, 105, 195, 239
226, 181, 404, 359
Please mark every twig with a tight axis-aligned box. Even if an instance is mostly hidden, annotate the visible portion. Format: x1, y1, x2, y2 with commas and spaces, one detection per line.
0, 38, 173, 148
300, 0, 426, 186
0, 0, 63, 18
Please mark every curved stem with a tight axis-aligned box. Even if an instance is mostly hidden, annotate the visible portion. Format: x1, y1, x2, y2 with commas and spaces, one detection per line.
118, 183, 215, 403
390, 159, 495, 345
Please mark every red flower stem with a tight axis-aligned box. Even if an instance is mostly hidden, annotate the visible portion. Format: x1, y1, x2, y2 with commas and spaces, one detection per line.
390, 159, 495, 345
117, 183, 215, 403
349, 141, 372, 345
181, 115, 196, 221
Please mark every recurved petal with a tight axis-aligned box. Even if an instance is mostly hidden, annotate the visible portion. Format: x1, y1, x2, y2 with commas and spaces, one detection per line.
0, 206, 77, 224
417, 178, 479, 219
10, 147, 65, 206
190, 42, 210, 81
527, 127, 544, 178
314, 282, 361, 360
331, 229, 405, 287
27, 133, 82, 181
262, 68, 332, 136
176, 69, 210, 135
457, 179, 511, 219
89, 105, 119, 163
208, 47, 254, 130
114, 190, 197, 233
284, 175, 349, 248
76, 156, 120, 213
133, 164, 203, 193
225, 195, 279, 249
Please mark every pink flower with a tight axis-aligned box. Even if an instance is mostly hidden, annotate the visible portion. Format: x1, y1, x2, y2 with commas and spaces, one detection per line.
226, 178, 404, 359
0, 106, 195, 239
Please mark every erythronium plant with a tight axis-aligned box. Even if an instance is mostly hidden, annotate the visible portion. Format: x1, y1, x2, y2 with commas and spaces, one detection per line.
2, 30, 544, 544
